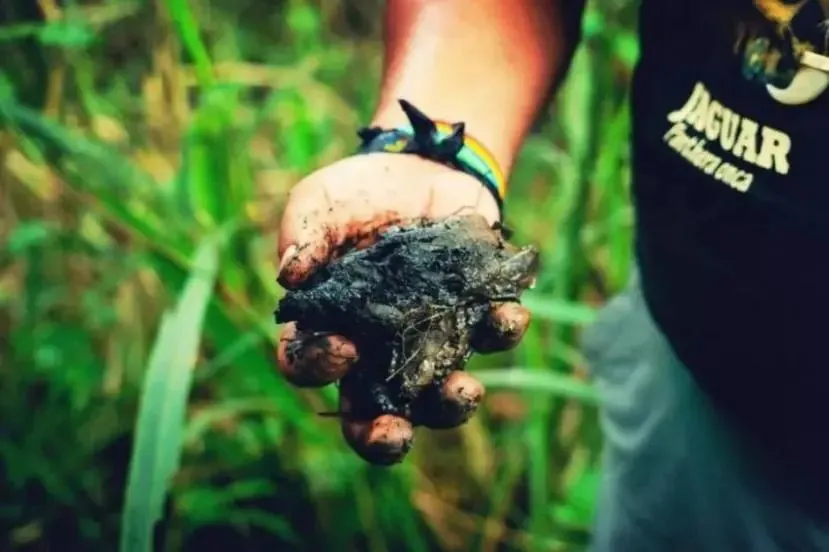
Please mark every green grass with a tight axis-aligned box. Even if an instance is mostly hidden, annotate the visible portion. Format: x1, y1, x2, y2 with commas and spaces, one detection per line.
0, 0, 638, 550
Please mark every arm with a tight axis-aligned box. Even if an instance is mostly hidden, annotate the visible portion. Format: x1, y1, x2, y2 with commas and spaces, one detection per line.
278, 0, 584, 463
371, 0, 587, 175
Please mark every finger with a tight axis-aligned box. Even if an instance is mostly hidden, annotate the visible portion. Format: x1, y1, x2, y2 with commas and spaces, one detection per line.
339, 384, 414, 465
340, 414, 415, 466
276, 323, 358, 387
411, 371, 486, 429
470, 302, 532, 353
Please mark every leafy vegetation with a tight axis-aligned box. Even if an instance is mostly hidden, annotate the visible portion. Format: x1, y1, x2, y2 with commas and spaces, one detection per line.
0, 0, 638, 550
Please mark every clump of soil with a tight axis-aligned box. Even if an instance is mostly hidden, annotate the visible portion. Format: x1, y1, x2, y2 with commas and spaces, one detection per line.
275, 214, 539, 425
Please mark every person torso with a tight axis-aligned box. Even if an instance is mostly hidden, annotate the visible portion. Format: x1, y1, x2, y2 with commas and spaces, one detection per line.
631, 0, 829, 506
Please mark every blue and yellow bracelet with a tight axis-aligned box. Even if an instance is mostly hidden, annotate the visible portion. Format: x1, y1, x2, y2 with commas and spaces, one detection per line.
356, 99, 507, 217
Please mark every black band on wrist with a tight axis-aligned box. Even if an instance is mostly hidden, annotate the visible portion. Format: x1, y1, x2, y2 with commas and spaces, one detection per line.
355, 100, 506, 217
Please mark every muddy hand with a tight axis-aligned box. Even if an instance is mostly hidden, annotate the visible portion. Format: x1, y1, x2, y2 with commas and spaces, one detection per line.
274, 153, 528, 462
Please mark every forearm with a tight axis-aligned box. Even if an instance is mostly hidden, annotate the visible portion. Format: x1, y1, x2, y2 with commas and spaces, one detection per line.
371, 0, 584, 175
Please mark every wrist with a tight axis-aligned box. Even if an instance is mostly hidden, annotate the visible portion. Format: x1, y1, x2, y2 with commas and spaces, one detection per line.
371, 103, 521, 177
358, 100, 506, 217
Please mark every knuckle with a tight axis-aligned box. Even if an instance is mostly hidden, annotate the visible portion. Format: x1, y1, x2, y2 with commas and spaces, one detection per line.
278, 331, 356, 387
341, 414, 414, 466
471, 302, 531, 353
411, 372, 485, 429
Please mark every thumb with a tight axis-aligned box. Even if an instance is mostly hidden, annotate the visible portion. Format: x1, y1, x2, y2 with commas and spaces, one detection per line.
276, 156, 437, 288
276, 176, 343, 289
277, 203, 404, 289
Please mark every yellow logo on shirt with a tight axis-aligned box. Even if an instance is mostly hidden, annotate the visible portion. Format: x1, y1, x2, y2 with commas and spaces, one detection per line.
663, 82, 792, 193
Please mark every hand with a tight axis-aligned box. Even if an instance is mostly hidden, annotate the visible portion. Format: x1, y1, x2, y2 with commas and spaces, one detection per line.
275, 153, 532, 464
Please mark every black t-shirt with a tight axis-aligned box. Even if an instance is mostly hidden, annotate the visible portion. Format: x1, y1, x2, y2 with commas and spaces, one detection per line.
632, 0, 829, 505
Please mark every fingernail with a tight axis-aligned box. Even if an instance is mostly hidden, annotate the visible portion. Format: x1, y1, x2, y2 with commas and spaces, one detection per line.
278, 245, 298, 274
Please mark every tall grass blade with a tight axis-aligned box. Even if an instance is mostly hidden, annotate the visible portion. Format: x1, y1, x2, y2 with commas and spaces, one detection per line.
164, 0, 214, 88
475, 369, 599, 405
522, 293, 597, 325
119, 236, 220, 552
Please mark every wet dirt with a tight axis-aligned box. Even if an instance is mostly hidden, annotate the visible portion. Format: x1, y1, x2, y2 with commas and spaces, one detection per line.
274, 214, 539, 424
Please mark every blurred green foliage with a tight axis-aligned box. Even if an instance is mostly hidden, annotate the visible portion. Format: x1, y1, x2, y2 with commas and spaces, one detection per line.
0, 0, 639, 550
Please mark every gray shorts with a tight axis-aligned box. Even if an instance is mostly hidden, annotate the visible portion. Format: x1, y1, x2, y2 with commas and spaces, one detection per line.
583, 276, 829, 552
